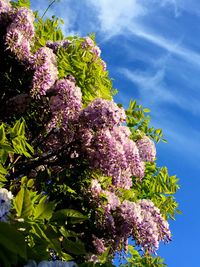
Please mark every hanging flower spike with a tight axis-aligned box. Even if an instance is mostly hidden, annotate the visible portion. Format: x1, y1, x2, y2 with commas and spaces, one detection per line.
46, 39, 71, 52
5, 7, 35, 61
31, 47, 58, 97
48, 77, 82, 130
0, 0, 11, 15
136, 136, 156, 162
79, 98, 126, 130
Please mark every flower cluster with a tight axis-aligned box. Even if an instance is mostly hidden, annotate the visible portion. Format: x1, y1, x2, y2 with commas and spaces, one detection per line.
100, 59, 107, 71
90, 179, 120, 212
46, 39, 71, 52
48, 76, 82, 130
79, 125, 144, 188
89, 184, 171, 255
5, 6, 35, 61
24, 260, 78, 267
117, 199, 171, 253
0, 188, 13, 222
79, 98, 126, 129
79, 102, 157, 186
82, 36, 101, 58
136, 136, 156, 162
31, 47, 58, 96
92, 236, 106, 254
0, 0, 11, 15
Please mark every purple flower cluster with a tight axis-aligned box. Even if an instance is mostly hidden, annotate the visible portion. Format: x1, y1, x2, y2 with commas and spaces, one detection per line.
79, 98, 126, 129
46, 39, 71, 52
89, 185, 171, 254
89, 179, 170, 254
31, 47, 58, 97
48, 77, 82, 130
5, 7, 35, 61
136, 136, 156, 162
78, 99, 156, 188
90, 179, 120, 211
0, 0, 11, 15
90, 179, 102, 198
81, 36, 95, 49
80, 125, 144, 189
100, 59, 107, 71
82, 36, 101, 58
92, 236, 106, 254
118, 199, 171, 253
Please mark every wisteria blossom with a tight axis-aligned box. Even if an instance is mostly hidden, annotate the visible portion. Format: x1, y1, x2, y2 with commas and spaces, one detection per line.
136, 136, 156, 162
104, 190, 120, 211
46, 39, 71, 52
100, 59, 107, 71
0, 0, 11, 15
92, 236, 107, 254
10, 7, 35, 39
6, 28, 31, 60
31, 47, 58, 96
5, 7, 35, 61
90, 179, 102, 198
79, 98, 126, 129
117, 199, 171, 253
81, 36, 95, 49
48, 77, 82, 130
80, 126, 144, 188
88, 191, 171, 254
0, 188, 13, 222
82, 36, 101, 58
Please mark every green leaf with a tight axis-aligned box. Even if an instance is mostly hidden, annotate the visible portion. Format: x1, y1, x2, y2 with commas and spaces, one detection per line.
12, 0, 30, 8
27, 179, 34, 188
59, 227, 77, 239
0, 164, 7, 175
143, 108, 151, 113
63, 238, 86, 255
99, 246, 111, 263
10, 120, 21, 139
0, 124, 6, 144
14, 187, 33, 218
34, 196, 55, 220
51, 209, 88, 224
0, 222, 27, 260
61, 252, 73, 261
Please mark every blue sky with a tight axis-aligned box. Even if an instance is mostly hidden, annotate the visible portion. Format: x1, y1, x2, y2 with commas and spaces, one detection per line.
32, 1, 200, 266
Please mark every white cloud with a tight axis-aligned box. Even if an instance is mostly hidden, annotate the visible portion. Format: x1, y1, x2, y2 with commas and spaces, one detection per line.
118, 67, 200, 116
85, 0, 200, 68
118, 67, 178, 103
149, 0, 181, 17
129, 25, 200, 68
87, 0, 146, 38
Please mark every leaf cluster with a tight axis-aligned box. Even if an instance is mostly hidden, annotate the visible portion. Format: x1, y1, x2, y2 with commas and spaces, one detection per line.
126, 100, 166, 143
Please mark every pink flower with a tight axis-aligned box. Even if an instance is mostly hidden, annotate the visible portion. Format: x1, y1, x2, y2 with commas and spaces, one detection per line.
136, 136, 156, 162
31, 47, 58, 96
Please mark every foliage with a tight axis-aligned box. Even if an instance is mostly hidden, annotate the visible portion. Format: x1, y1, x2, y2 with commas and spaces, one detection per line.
0, 0, 180, 266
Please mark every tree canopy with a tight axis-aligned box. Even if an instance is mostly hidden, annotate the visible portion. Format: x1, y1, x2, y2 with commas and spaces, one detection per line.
0, 1, 180, 266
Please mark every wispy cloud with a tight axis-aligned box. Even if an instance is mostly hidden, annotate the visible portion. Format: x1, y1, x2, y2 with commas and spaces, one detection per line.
128, 26, 200, 68
84, 0, 200, 68
118, 67, 200, 116
118, 68, 174, 103
88, 0, 146, 37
